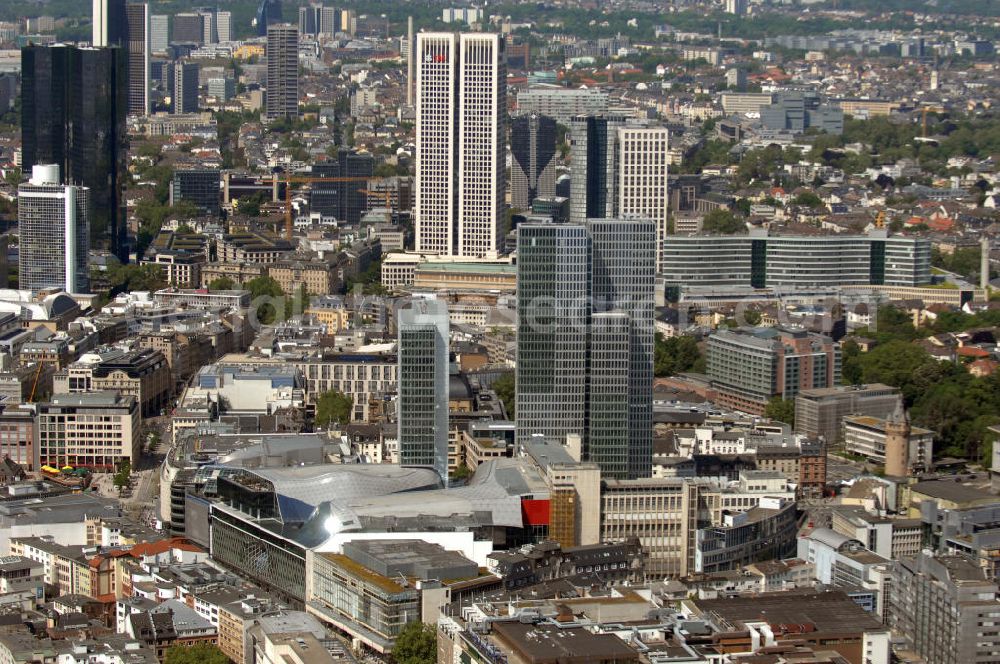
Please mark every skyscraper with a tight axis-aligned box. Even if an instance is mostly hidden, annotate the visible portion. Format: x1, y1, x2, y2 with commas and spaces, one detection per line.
588, 218, 654, 479
198, 9, 217, 45
19, 164, 90, 294
415, 32, 505, 257
617, 126, 669, 273
397, 298, 450, 486
569, 114, 626, 223
150, 14, 168, 53
265, 23, 298, 120
310, 150, 374, 224
92, 0, 126, 47
516, 219, 655, 479
510, 113, 557, 210
216, 11, 232, 42
125, 2, 150, 116
255, 0, 283, 37
21, 44, 127, 260
172, 61, 199, 114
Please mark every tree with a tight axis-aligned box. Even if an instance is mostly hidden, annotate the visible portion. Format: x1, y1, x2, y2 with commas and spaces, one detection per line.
793, 191, 824, 208
702, 209, 744, 235
493, 373, 515, 418
764, 397, 795, 426
392, 621, 437, 664
841, 338, 863, 385
208, 277, 236, 291
245, 275, 286, 324
315, 390, 353, 428
654, 334, 702, 377
163, 643, 230, 664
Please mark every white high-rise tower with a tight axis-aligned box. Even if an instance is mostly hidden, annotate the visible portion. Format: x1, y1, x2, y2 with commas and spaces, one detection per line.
415, 31, 506, 258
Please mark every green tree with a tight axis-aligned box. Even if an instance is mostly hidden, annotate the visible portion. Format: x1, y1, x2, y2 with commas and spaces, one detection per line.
245, 275, 286, 324
793, 191, 824, 208
209, 277, 236, 291
702, 209, 744, 235
654, 334, 702, 377
493, 373, 515, 418
163, 643, 230, 664
841, 339, 863, 385
315, 390, 353, 428
764, 397, 795, 426
391, 622, 437, 664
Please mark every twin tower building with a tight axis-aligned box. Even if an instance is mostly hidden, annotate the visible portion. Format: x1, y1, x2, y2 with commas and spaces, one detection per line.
404, 33, 661, 483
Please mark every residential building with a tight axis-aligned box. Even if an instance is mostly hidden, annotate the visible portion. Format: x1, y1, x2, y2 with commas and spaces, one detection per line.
707, 326, 840, 415
35, 392, 141, 470
890, 552, 1000, 664
21, 43, 127, 259
397, 299, 449, 485
415, 32, 506, 258
510, 113, 556, 210
795, 384, 902, 447
18, 164, 90, 294
266, 23, 298, 120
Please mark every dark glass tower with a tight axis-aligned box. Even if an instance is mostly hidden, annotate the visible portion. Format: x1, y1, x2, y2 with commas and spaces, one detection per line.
22, 44, 128, 260
256, 0, 283, 37
510, 113, 557, 210
310, 150, 374, 224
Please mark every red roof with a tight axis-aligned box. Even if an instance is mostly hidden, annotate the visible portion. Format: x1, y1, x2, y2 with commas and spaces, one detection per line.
130, 537, 203, 558
957, 346, 990, 358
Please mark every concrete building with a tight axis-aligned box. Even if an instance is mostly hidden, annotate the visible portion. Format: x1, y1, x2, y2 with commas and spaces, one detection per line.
516, 86, 609, 125
172, 61, 199, 114
150, 14, 168, 53
267, 260, 340, 296
617, 125, 670, 272
707, 327, 841, 415
18, 165, 90, 294
510, 113, 556, 210
34, 392, 141, 470
53, 348, 171, 418
415, 32, 506, 258
398, 299, 450, 484
844, 412, 933, 473
266, 24, 298, 120
661, 230, 932, 289
795, 384, 902, 447
890, 552, 1000, 664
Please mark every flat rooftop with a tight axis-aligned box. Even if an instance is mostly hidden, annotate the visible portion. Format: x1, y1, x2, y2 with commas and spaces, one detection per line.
693, 590, 883, 633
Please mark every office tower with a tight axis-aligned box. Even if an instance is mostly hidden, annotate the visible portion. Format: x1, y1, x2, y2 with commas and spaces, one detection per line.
517, 88, 609, 125
516, 220, 654, 479
266, 24, 298, 120
21, 44, 127, 260
707, 327, 840, 416
172, 61, 199, 114
569, 115, 626, 223
794, 384, 901, 447
150, 14, 168, 53
588, 218, 654, 479
208, 77, 235, 101
415, 32, 506, 257
310, 150, 374, 224
617, 126, 669, 272
172, 13, 204, 44
18, 165, 90, 294
397, 299, 450, 486
214, 11, 231, 42
338, 9, 357, 35
298, 5, 327, 36
406, 16, 414, 106
125, 3, 150, 116
726, 0, 749, 14
170, 169, 220, 216
197, 9, 216, 45
516, 223, 590, 452
92, 0, 126, 47
510, 113, 557, 210
255, 0, 283, 37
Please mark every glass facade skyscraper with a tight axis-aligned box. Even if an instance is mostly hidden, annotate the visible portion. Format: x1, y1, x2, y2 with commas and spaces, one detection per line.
516, 219, 654, 479
397, 299, 450, 486
510, 113, 557, 210
21, 44, 127, 260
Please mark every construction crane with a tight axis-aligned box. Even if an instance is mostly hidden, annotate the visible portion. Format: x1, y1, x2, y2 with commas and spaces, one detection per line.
281, 175, 392, 241
920, 105, 946, 138
27, 361, 46, 402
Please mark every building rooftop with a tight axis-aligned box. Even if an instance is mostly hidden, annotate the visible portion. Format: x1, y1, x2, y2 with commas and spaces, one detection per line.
491, 621, 639, 664
911, 479, 995, 504
692, 590, 883, 633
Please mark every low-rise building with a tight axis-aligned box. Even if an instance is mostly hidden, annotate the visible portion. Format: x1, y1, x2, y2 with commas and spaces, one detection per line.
844, 415, 934, 472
